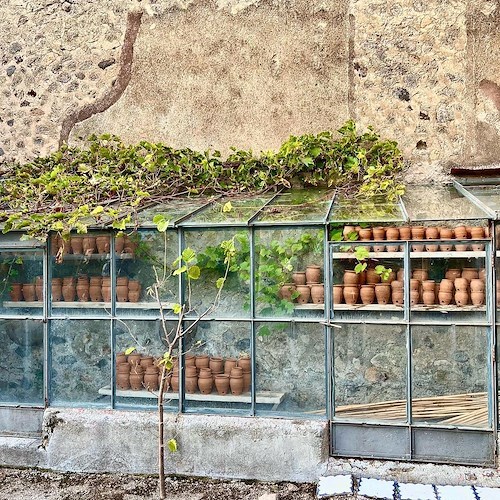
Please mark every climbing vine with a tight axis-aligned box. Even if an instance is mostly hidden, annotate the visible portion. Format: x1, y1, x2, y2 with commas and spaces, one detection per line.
0, 120, 405, 240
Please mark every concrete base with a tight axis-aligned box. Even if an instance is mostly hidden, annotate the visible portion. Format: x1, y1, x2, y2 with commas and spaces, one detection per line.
37, 408, 329, 482
0, 407, 43, 436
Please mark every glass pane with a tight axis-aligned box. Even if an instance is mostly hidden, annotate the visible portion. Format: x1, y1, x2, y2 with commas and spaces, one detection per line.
331, 241, 404, 322
462, 185, 500, 213
329, 195, 405, 223
256, 189, 333, 223
183, 321, 252, 413
0, 250, 43, 317
184, 229, 250, 319
0, 319, 44, 405
116, 229, 178, 319
334, 323, 407, 422
50, 319, 111, 406
113, 319, 177, 410
136, 198, 210, 225
412, 325, 488, 429
181, 196, 271, 225
256, 322, 325, 416
254, 228, 325, 319
403, 185, 489, 221
50, 232, 112, 317
410, 236, 488, 324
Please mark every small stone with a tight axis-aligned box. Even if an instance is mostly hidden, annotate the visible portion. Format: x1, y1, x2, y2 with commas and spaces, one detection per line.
6, 66, 16, 76
98, 58, 116, 70
10, 42, 22, 54
57, 73, 71, 83
0, 148, 4, 156
75, 71, 85, 80
6, 119, 14, 127
20, 100, 30, 107
395, 87, 410, 101
61, 1, 71, 12
27, 90, 36, 97
436, 104, 454, 122
419, 111, 430, 120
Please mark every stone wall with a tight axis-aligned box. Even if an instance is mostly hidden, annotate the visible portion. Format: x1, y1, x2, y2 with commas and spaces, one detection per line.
1, 0, 498, 179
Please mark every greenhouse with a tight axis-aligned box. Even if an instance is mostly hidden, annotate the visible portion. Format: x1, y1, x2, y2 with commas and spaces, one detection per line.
3, 180, 500, 467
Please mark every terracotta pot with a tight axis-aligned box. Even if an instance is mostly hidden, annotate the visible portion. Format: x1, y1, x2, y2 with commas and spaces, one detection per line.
454, 277, 469, 291
455, 290, 469, 306
280, 283, 296, 301
230, 367, 243, 378
397, 268, 405, 281
230, 374, 244, 395
295, 285, 311, 304
454, 226, 467, 238
386, 227, 399, 241
185, 374, 198, 394
479, 268, 486, 282
462, 268, 478, 281
242, 371, 251, 392
422, 280, 435, 291
116, 354, 128, 365
470, 227, 484, 239
455, 243, 469, 252
372, 227, 385, 240
381, 271, 396, 284
70, 236, 84, 255
198, 374, 213, 395
392, 290, 404, 305
497, 280, 500, 306
425, 227, 439, 239
422, 290, 435, 305
470, 279, 484, 292
210, 357, 224, 373
82, 236, 96, 255
391, 280, 403, 290
62, 283, 76, 302
366, 268, 381, 284
116, 276, 129, 286
129, 365, 144, 390
343, 270, 359, 285
195, 354, 210, 371
144, 366, 159, 391
35, 276, 43, 301
358, 228, 372, 240
439, 228, 454, 251
333, 285, 343, 304
51, 283, 62, 302
292, 272, 306, 286
116, 372, 130, 390
140, 356, 154, 368
116, 285, 128, 302
305, 265, 321, 284
76, 284, 89, 302
471, 242, 485, 252
185, 365, 198, 378
411, 243, 425, 252
185, 354, 196, 366
128, 352, 141, 367
360, 285, 375, 304
115, 235, 125, 254
224, 358, 237, 374
439, 279, 454, 292
413, 269, 428, 281
237, 356, 251, 372
438, 291, 453, 305
445, 269, 461, 280
343, 225, 356, 238
411, 226, 425, 240
101, 286, 111, 302
215, 374, 230, 395
310, 284, 324, 304
124, 234, 138, 255
375, 283, 391, 305
128, 290, 141, 303
425, 243, 439, 252
96, 235, 110, 254
343, 285, 359, 305
410, 279, 420, 290
386, 243, 400, 252
22, 284, 36, 302
410, 289, 420, 305
471, 291, 485, 306
399, 227, 411, 240
128, 279, 140, 291
170, 373, 179, 392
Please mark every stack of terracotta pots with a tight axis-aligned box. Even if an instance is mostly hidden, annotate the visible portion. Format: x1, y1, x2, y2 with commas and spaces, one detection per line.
340, 225, 488, 253
116, 352, 160, 391
280, 265, 324, 305
51, 233, 138, 257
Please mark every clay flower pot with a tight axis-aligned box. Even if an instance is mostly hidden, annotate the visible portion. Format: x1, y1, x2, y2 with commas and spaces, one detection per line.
310, 284, 324, 304
445, 269, 461, 280
422, 280, 435, 291
305, 265, 321, 284
195, 354, 210, 371
230, 373, 244, 395
358, 228, 372, 241
439, 279, 454, 292
82, 236, 96, 255
410, 289, 420, 305
116, 285, 129, 302
128, 290, 141, 303
22, 283, 36, 302
292, 272, 306, 286
343, 285, 359, 305
215, 374, 230, 395
438, 291, 453, 305
397, 268, 405, 281
372, 227, 385, 240
128, 352, 141, 367
411, 226, 425, 239
462, 268, 478, 281
422, 289, 435, 305
470, 279, 484, 292
96, 235, 110, 254
375, 283, 391, 305
224, 358, 237, 374
455, 226, 467, 238
140, 356, 154, 369
471, 291, 485, 306
381, 271, 396, 284
128, 279, 140, 291
425, 227, 439, 239
62, 283, 76, 302
333, 285, 343, 304
295, 285, 311, 304
392, 290, 404, 305
237, 356, 251, 372
454, 277, 469, 291
144, 366, 159, 391
391, 280, 403, 290
439, 227, 454, 251
386, 227, 399, 241
115, 235, 125, 254
343, 270, 359, 285
129, 365, 144, 390
210, 356, 224, 373
413, 269, 428, 282
366, 268, 381, 285
455, 290, 469, 306
360, 285, 375, 305
198, 372, 214, 394
116, 371, 130, 390
279, 283, 296, 301
185, 354, 196, 367
101, 285, 111, 302
170, 373, 179, 392
399, 227, 411, 240
185, 373, 199, 394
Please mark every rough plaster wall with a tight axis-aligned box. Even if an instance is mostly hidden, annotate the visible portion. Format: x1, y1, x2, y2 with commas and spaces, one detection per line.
71, 0, 350, 153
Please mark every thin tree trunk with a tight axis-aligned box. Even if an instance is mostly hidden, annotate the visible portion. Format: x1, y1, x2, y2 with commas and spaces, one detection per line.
158, 364, 166, 499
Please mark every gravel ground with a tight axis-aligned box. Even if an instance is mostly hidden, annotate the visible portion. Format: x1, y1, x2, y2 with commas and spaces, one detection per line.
0, 468, 364, 500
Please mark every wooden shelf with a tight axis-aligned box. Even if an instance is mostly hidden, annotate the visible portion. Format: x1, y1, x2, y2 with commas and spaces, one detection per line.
332, 251, 486, 259
3, 301, 174, 310
98, 386, 285, 410
333, 304, 485, 312
294, 303, 324, 310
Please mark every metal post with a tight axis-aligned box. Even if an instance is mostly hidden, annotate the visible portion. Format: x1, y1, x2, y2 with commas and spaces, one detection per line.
250, 226, 256, 416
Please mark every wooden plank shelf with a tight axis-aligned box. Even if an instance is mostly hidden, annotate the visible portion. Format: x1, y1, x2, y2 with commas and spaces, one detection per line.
98, 386, 285, 410
3, 301, 174, 310
332, 251, 486, 259
332, 304, 485, 312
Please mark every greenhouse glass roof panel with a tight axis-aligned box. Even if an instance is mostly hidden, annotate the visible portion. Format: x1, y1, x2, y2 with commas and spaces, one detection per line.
255, 189, 334, 224
402, 185, 489, 221
136, 198, 212, 226
329, 195, 405, 223
179, 196, 273, 226
456, 185, 500, 216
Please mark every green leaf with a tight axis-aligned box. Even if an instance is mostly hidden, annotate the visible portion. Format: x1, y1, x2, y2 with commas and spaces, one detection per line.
157, 220, 168, 232
347, 231, 359, 241
167, 438, 178, 452
331, 229, 342, 242
91, 206, 104, 216
187, 265, 200, 280
173, 265, 187, 276
354, 262, 367, 273
172, 303, 182, 314
216, 277, 225, 289
181, 248, 196, 263
152, 214, 164, 224
222, 201, 233, 213
354, 246, 370, 260
124, 346, 136, 355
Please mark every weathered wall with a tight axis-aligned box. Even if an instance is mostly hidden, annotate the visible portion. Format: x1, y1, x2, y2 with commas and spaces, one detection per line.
0, 0, 499, 178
